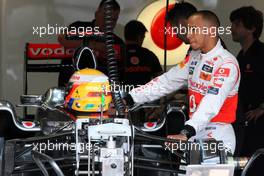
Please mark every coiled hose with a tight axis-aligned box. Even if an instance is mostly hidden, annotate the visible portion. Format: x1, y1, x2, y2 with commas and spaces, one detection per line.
103, 0, 126, 115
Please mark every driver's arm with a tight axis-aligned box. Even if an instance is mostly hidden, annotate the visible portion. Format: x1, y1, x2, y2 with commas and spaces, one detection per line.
125, 55, 191, 105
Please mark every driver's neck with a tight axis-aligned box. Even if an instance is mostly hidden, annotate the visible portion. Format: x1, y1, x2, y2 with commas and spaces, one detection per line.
201, 38, 218, 54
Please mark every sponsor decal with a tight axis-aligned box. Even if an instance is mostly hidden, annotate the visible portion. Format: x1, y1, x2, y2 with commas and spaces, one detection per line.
205, 126, 217, 130
189, 79, 207, 92
27, 43, 74, 59
215, 68, 230, 77
202, 64, 213, 73
205, 60, 214, 66
205, 57, 218, 66
213, 77, 224, 88
130, 56, 140, 65
189, 94, 197, 113
213, 57, 218, 62
207, 87, 219, 95
191, 61, 198, 66
71, 75, 80, 81
85, 104, 95, 110
199, 71, 212, 81
207, 131, 213, 138
144, 122, 157, 129
189, 67, 194, 75
125, 66, 151, 73
22, 121, 36, 128
67, 99, 74, 109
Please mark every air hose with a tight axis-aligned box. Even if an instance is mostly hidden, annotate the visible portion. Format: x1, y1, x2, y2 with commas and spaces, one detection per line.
103, 0, 126, 115
241, 149, 264, 176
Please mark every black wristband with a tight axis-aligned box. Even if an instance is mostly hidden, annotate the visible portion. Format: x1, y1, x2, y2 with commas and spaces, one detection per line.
181, 125, 196, 139
123, 94, 135, 107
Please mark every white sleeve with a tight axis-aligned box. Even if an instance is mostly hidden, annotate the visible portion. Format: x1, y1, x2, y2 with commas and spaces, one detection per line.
129, 57, 190, 104
185, 62, 240, 133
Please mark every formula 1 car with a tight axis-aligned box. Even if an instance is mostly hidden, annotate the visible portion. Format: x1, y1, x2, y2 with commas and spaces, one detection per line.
0, 67, 259, 176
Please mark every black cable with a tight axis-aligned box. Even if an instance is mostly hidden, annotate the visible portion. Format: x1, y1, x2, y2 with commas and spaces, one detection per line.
103, 0, 126, 115
163, 0, 170, 72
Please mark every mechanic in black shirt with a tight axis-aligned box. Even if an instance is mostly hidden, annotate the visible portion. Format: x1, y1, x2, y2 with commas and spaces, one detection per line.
230, 6, 264, 162
58, 0, 124, 86
123, 20, 163, 87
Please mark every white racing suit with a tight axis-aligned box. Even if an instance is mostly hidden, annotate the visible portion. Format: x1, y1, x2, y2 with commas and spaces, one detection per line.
129, 40, 240, 154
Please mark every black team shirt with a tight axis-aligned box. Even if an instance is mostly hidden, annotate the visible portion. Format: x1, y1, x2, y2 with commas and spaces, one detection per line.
237, 40, 264, 111
123, 44, 163, 87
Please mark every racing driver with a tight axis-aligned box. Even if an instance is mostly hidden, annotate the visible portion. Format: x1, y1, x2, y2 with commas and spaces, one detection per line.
124, 10, 240, 154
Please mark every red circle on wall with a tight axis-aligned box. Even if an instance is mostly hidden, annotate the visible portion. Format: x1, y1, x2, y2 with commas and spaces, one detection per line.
150, 4, 183, 50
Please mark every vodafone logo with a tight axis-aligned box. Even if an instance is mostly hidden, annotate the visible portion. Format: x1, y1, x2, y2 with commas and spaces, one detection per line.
137, 0, 190, 65
215, 68, 230, 77
218, 69, 225, 74
150, 4, 182, 50
29, 47, 74, 56
27, 43, 74, 59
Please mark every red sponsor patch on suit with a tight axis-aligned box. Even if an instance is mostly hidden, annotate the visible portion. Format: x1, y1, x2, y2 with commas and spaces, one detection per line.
215, 68, 230, 77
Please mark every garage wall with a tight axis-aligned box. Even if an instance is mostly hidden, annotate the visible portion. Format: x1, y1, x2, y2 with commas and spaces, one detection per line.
0, 0, 264, 117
